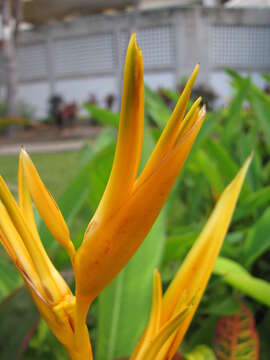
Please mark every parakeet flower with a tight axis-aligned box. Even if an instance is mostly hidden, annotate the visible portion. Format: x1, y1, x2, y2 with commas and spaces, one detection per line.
74, 35, 205, 324
0, 32, 250, 360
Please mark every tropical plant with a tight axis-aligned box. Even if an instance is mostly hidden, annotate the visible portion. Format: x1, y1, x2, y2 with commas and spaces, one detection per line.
84, 68, 270, 359
0, 35, 270, 360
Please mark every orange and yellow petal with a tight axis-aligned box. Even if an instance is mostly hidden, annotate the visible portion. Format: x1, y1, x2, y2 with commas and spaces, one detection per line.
86, 33, 144, 229
136, 65, 199, 188
161, 155, 252, 358
20, 149, 75, 262
75, 110, 204, 301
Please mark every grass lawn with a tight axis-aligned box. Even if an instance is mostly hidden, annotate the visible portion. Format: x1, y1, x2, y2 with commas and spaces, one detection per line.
0, 150, 82, 199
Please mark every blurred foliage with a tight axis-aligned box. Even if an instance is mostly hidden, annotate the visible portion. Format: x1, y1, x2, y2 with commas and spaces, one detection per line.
0, 117, 30, 133
1, 70, 270, 359
0, 100, 35, 133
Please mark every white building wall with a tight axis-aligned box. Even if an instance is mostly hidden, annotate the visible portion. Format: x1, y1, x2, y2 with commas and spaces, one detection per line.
0, 7, 269, 118
17, 82, 50, 118
55, 76, 117, 109
144, 72, 176, 89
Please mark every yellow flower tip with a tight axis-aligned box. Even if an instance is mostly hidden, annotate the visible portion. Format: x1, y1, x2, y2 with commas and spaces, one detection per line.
126, 32, 143, 69
127, 35, 143, 92
20, 148, 76, 262
227, 152, 252, 194
194, 62, 200, 74
175, 97, 203, 142
129, 32, 140, 51
153, 267, 160, 278
245, 151, 254, 170
182, 64, 200, 95
20, 146, 27, 158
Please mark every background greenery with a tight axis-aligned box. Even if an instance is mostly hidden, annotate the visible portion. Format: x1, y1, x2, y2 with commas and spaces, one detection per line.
1, 70, 270, 359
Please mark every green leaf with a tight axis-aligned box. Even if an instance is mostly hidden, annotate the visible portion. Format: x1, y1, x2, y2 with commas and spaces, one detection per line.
234, 185, 270, 220
96, 122, 167, 360
244, 208, 270, 267
196, 149, 225, 195
88, 143, 115, 210
0, 286, 39, 359
205, 139, 239, 183
160, 88, 179, 103
223, 76, 250, 145
214, 257, 270, 307
191, 111, 218, 151
184, 345, 216, 360
186, 316, 218, 350
0, 254, 21, 300
162, 230, 200, 265
249, 87, 270, 151
263, 73, 270, 83
206, 297, 240, 316
97, 211, 166, 360
144, 84, 171, 128
84, 103, 119, 128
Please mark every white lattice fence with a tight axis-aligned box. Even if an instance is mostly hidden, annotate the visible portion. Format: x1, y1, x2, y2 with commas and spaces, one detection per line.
209, 25, 270, 70
53, 33, 115, 77
120, 25, 175, 69
17, 43, 48, 81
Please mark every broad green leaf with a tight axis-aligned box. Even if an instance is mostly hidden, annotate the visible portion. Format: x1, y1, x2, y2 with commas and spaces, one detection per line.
244, 208, 270, 267
84, 103, 119, 128
96, 122, 167, 360
97, 211, 166, 360
214, 257, 270, 307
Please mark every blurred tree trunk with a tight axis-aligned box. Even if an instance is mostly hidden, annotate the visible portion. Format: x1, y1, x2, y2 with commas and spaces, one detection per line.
2, 0, 22, 117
